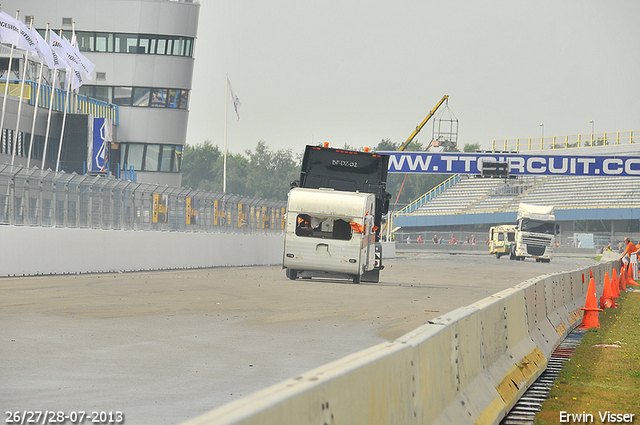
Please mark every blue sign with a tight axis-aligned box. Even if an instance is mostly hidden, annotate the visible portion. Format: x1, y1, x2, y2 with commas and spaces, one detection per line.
91, 118, 110, 172
383, 152, 640, 177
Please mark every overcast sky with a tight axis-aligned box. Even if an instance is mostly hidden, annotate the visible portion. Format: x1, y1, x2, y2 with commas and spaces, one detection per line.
186, 1, 640, 156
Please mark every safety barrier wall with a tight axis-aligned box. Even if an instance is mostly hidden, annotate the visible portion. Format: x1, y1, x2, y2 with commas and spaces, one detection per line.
0, 225, 284, 276
182, 261, 616, 425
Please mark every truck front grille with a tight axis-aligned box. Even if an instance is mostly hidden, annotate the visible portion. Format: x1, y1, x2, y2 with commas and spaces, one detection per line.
522, 234, 552, 256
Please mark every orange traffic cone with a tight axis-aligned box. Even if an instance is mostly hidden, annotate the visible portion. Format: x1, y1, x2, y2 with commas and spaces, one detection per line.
590, 270, 594, 279
625, 264, 639, 287
599, 272, 616, 309
620, 266, 628, 292
579, 278, 602, 329
611, 268, 621, 298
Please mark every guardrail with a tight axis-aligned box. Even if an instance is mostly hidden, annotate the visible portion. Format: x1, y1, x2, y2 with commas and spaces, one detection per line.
182, 260, 615, 425
492, 130, 638, 152
0, 79, 119, 125
0, 163, 286, 235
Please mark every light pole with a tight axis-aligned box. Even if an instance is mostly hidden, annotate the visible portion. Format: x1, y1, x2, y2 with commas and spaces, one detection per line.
539, 123, 544, 138
590, 119, 594, 134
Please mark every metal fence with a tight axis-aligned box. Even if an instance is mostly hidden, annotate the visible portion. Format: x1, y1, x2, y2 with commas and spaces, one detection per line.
0, 163, 286, 234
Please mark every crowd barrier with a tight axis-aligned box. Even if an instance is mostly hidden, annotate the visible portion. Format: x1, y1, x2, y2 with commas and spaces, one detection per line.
182, 261, 615, 425
0, 163, 286, 234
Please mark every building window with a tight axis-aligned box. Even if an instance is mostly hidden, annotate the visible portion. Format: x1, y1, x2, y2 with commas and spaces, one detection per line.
81, 85, 190, 110
69, 30, 195, 57
94, 33, 112, 53
159, 145, 173, 172
151, 89, 167, 107
120, 143, 183, 173
132, 88, 151, 107
114, 33, 140, 53
125, 143, 144, 171
113, 87, 133, 106
173, 146, 183, 172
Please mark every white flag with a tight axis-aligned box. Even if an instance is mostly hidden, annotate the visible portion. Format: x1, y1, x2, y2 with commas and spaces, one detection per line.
68, 67, 84, 92
0, 11, 20, 45
0, 11, 38, 53
227, 76, 241, 120
32, 29, 62, 69
71, 34, 95, 80
49, 31, 83, 73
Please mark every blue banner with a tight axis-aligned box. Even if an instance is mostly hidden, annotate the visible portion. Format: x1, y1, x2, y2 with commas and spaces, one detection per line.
383, 152, 640, 177
91, 118, 109, 172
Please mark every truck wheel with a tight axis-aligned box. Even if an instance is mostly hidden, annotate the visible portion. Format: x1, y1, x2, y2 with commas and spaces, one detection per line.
286, 269, 298, 280
495, 253, 502, 259
352, 274, 361, 284
509, 245, 516, 260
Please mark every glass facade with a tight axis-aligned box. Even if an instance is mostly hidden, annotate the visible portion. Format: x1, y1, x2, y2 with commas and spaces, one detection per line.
56, 30, 194, 57
80, 85, 189, 110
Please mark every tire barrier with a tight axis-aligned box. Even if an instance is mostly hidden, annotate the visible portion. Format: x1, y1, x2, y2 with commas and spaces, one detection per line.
182, 261, 616, 425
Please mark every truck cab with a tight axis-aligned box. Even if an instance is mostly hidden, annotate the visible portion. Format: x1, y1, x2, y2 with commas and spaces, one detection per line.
510, 203, 560, 262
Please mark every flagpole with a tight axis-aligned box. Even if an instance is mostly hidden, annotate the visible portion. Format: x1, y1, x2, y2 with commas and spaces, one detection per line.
223, 74, 228, 193
42, 67, 57, 170
56, 27, 72, 172
0, 11, 19, 154
27, 23, 49, 168
11, 15, 33, 165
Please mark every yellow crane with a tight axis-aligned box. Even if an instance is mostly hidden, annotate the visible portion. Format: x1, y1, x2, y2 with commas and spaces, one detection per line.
398, 94, 452, 151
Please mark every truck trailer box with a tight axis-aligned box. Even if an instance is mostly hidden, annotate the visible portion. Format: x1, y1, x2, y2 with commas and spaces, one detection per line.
283, 187, 376, 282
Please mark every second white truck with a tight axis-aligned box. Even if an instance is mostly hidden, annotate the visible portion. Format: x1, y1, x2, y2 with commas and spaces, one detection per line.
509, 203, 559, 262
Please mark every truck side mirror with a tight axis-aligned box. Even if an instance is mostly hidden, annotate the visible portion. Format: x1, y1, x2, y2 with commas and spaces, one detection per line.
290, 180, 300, 188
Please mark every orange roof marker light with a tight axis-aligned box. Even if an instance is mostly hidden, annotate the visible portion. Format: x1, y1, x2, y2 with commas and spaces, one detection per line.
324, 142, 330, 147
364, 147, 370, 152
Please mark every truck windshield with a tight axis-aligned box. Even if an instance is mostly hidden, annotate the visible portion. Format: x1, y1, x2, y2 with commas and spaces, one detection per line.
295, 214, 353, 241
521, 219, 555, 234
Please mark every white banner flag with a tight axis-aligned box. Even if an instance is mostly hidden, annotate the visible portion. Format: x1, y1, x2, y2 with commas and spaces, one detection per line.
227, 76, 241, 120
49, 31, 83, 73
71, 34, 95, 79
32, 29, 64, 69
69, 67, 83, 92
0, 11, 38, 53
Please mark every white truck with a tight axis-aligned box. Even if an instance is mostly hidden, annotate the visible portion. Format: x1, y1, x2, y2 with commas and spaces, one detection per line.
509, 203, 559, 262
283, 144, 391, 283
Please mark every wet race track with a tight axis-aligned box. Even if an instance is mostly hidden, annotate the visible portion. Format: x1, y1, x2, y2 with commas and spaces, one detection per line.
1, 253, 598, 424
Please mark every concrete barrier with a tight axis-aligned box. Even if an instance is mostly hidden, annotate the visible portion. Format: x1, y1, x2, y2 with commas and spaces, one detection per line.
0, 226, 285, 276
181, 259, 617, 425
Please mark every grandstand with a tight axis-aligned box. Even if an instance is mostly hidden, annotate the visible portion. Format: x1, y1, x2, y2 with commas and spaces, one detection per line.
392, 136, 640, 245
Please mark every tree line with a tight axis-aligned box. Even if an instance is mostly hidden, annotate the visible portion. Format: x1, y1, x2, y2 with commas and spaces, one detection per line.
181, 139, 480, 206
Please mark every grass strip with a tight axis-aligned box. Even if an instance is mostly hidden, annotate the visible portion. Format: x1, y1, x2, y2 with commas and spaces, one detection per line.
535, 290, 640, 424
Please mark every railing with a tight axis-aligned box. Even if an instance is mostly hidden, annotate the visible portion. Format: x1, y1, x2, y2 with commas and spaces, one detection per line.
395, 173, 460, 214
0, 163, 285, 234
492, 130, 638, 151
0, 79, 119, 125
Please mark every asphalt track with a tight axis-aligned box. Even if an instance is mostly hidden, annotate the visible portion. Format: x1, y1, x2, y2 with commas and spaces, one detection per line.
1, 253, 598, 425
